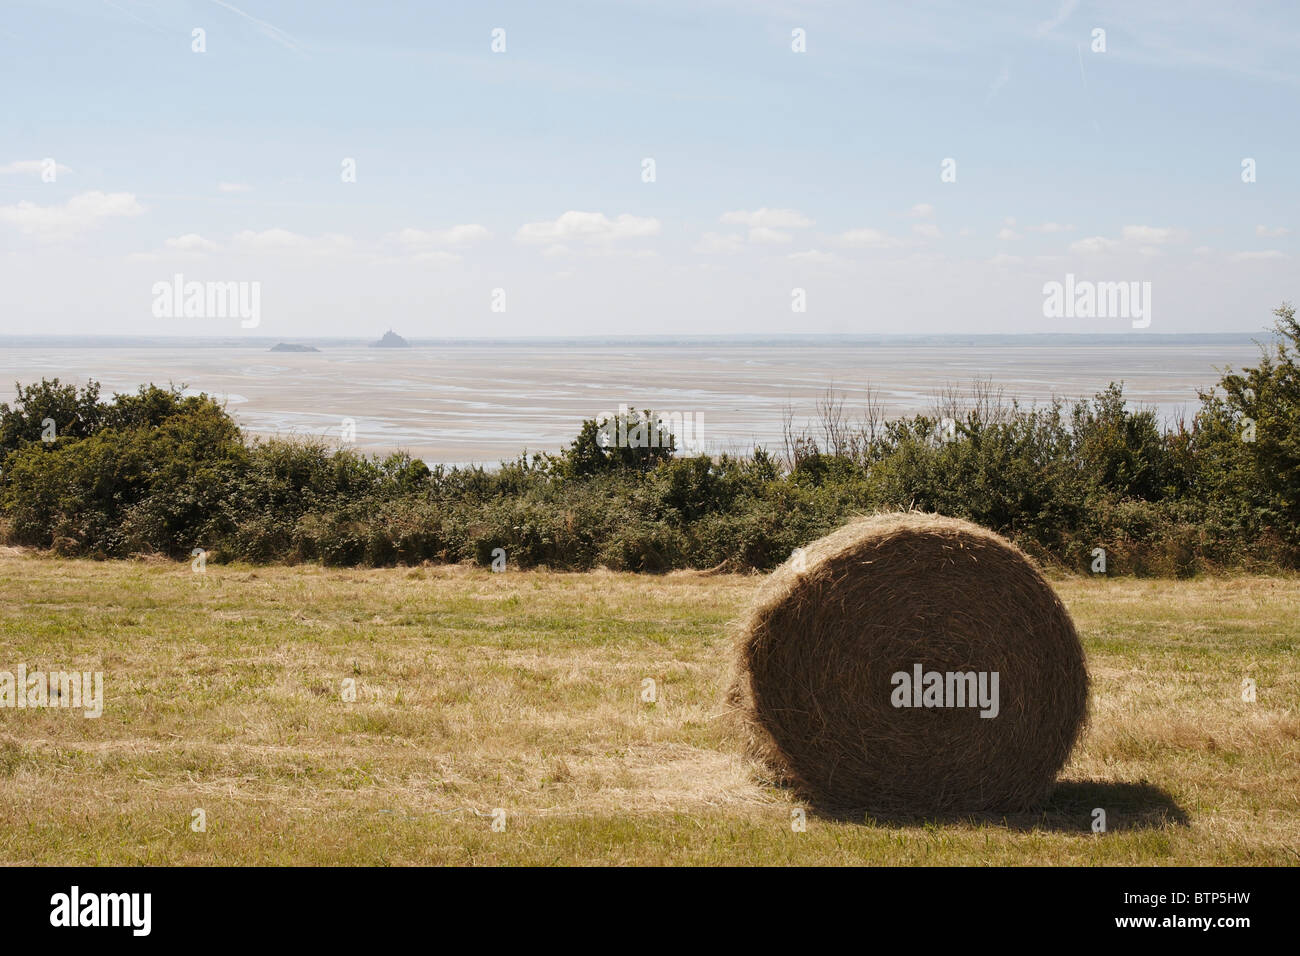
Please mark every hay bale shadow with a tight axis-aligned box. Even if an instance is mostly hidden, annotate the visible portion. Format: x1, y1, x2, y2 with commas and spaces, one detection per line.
802, 780, 1189, 832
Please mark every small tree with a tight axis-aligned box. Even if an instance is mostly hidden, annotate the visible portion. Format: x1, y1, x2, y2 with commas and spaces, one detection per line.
0, 378, 103, 453
1070, 382, 1175, 501
1195, 303, 1300, 542
559, 408, 676, 477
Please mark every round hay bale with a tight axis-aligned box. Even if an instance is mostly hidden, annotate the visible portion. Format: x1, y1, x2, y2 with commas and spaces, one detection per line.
731, 513, 1088, 814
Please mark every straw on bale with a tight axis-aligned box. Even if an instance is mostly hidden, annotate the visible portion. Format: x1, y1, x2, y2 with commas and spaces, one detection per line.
731, 513, 1088, 814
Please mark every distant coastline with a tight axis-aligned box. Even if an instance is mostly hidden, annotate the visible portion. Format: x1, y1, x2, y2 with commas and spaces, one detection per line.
0, 331, 1275, 349
0, 334, 1271, 465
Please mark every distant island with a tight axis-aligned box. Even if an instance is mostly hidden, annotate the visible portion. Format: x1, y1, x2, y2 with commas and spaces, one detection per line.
269, 343, 320, 352
371, 330, 411, 348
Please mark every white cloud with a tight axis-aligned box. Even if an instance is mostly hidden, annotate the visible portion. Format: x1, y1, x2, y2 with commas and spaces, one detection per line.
135, 230, 357, 262
231, 229, 353, 254
1070, 225, 1187, 255
127, 232, 221, 262
788, 249, 840, 263
392, 224, 492, 246
719, 207, 813, 229
696, 209, 814, 247
913, 223, 943, 239
996, 227, 1020, 240
1069, 235, 1121, 255
515, 211, 660, 244
164, 233, 220, 253
1256, 225, 1291, 238
0, 190, 142, 239
218, 182, 252, 193
692, 231, 745, 254
1229, 250, 1287, 261
1027, 222, 1075, 233
988, 253, 1024, 266
583, 247, 658, 259
1120, 225, 1186, 244
410, 250, 462, 264
838, 227, 905, 248
908, 203, 935, 218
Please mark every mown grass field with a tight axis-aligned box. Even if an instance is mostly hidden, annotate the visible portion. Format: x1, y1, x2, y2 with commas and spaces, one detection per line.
0, 548, 1296, 865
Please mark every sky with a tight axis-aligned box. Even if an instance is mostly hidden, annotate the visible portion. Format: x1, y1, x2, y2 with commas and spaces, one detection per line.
0, 0, 1296, 338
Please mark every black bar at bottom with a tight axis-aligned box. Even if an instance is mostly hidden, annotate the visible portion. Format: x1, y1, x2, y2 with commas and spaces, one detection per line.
0, 865, 1281, 942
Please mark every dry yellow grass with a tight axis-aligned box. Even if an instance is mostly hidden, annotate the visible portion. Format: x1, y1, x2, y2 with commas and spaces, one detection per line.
0, 550, 1296, 865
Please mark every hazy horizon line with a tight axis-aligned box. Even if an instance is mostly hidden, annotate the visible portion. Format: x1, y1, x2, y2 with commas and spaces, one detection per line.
0, 331, 1277, 349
